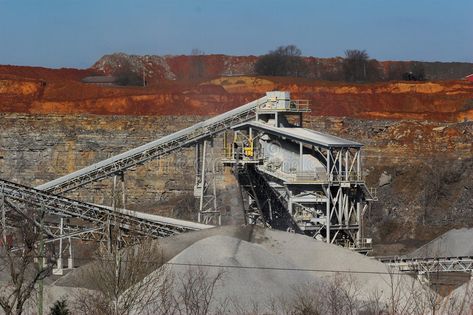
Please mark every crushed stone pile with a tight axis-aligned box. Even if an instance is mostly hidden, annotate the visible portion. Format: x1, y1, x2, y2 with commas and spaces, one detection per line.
50, 225, 429, 313
135, 226, 426, 313
405, 228, 473, 258
252, 227, 391, 289
157, 235, 323, 311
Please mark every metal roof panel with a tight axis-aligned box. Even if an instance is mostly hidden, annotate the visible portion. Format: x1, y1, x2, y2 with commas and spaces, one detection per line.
233, 121, 362, 148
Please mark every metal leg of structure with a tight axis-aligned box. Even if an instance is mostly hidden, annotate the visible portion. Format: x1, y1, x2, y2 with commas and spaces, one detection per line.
198, 140, 207, 223
195, 142, 201, 182
196, 140, 221, 225
356, 201, 361, 246
111, 173, 125, 249
53, 218, 64, 275
107, 174, 118, 252
68, 237, 73, 269
356, 149, 361, 181
120, 172, 126, 210
299, 142, 303, 172
326, 186, 331, 244
1, 189, 6, 245
345, 149, 349, 181
212, 159, 220, 226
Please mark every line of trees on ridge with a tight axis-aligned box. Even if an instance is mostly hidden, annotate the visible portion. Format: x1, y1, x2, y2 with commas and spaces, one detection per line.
254, 45, 426, 82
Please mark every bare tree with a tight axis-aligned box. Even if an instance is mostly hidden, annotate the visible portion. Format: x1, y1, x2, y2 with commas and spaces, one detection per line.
324, 273, 361, 315
269, 274, 362, 315
343, 49, 381, 82
343, 49, 369, 82
287, 282, 323, 315
189, 48, 206, 80
387, 62, 409, 81
171, 265, 224, 315
255, 45, 308, 77
383, 267, 419, 315
191, 48, 205, 56
362, 287, 387, 315
0, 213, 55, 315
72, 239, 167, 315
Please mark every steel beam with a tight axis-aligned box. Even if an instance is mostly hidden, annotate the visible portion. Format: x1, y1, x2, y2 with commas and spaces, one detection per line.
0, 178, 202, 240
382, 257, 473, 273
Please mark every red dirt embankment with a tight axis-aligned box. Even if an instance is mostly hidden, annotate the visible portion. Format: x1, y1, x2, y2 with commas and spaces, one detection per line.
0, 65, 472, 122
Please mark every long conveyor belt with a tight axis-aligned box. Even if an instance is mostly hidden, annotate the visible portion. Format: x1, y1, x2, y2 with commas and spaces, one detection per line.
1, 178, 211, 239
36, 95, 271, 194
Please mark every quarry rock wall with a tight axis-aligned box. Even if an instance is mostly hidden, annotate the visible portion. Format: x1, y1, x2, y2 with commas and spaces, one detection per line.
1, 76, 473, 122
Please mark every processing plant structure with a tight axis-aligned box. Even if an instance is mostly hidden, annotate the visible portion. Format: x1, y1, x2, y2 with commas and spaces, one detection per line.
224, 92, 374, 251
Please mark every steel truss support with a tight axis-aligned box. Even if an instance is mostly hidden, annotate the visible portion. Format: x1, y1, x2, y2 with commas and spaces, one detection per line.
1, 186, 6, 245
3, 196, 106, 242
323, 146, 366, 247
287, 144, 368, 248
323, 147, 362, 182
229, 118, 372, 251
382, 257, 473, 274
108, 172, 127, 251
49, 219, 75, 274
0, 178, 200, 241
196, 140, 221, 225
322, 185, 363, 245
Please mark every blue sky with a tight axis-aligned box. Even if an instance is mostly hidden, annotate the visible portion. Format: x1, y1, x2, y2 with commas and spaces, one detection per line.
0, 0, 471, 68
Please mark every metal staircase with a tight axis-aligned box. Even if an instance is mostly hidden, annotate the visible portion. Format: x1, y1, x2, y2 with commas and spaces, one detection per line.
238, 164, 301, 233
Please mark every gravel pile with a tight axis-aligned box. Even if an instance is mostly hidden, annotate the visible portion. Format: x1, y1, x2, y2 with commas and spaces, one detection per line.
49, 225, 430, 313
136, 226, 425, 313
405, 228, 473, 258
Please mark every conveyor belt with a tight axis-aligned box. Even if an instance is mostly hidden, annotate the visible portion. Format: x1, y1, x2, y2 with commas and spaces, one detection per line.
36, 96, 270, 194
379, 256, 473, 273
1, 178, 210, 239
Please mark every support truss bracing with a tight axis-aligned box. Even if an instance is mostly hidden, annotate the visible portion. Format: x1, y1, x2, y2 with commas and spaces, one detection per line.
195, 140, 221, 225
382, 257, 473, 273
0, 178, 202, 241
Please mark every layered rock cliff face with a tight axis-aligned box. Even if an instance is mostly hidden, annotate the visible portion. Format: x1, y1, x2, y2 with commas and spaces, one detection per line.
306, 117, 473, 254
1, 73, 473, 121
0, 64, 472, 255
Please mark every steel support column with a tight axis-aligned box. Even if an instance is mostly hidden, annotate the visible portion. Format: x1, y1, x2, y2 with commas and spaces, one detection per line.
1, 188, 5, 245
198, 140, 207, 223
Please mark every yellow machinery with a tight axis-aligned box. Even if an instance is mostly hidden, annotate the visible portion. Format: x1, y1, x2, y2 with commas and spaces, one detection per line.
243, 136, 254, 157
